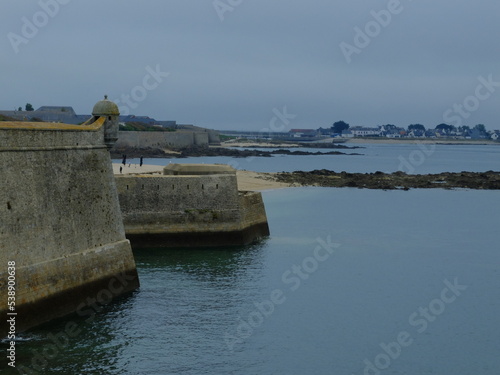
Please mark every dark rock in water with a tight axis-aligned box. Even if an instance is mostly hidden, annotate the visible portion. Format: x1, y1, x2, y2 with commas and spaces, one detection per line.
273, 170, 500, 190
111, 146, 361, 159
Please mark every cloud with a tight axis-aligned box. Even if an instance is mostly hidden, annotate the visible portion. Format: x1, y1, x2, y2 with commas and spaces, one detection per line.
1, 0, 499, 129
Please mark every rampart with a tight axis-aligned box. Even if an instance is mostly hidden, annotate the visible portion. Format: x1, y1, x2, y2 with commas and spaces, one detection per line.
114, 128, 219, 150
116, 164, 270, 247
0, 99, 139, 336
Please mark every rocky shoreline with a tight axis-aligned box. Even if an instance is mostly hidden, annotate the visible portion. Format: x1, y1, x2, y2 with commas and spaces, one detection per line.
272, 170, 500, 190
224, 142, 360, 149
111, 146, 362, 159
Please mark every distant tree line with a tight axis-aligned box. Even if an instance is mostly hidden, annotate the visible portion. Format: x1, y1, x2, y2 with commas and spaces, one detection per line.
325, 121, 491, 136
18, 103, 34, 111
331, 121, 350, 133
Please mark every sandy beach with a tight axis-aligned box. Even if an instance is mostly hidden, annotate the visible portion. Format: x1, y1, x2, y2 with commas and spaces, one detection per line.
235, 170, 291, 191
112, 163, 291, 191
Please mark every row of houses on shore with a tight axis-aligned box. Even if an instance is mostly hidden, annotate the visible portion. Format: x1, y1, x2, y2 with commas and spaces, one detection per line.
222, 126, 500, 141
289, 125, 500, 141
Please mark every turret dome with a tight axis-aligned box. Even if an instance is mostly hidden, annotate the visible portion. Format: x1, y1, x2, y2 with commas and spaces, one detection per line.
92, 95, 119, 116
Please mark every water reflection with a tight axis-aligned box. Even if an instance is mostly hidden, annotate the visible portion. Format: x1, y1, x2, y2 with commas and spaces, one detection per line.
132, 240, 269, 283
0, 292, 138, 375
1, 241, 271, 374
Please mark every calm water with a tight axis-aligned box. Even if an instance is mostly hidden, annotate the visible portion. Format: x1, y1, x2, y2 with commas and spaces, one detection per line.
3, 144, 500, 374
133, 142, 500, 174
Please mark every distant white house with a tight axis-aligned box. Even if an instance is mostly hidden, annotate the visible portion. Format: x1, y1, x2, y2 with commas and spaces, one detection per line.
386, 132, 401, 138
407, 130, 425, 138
289, 129, 317, 138
350, 126, 380, 137
490, 131, 500, 140
341, 129, 353, 138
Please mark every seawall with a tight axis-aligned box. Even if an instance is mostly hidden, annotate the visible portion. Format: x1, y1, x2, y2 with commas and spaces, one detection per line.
114, 129, 220, 150
116, 164, 270, 247
0, 101, 140, 336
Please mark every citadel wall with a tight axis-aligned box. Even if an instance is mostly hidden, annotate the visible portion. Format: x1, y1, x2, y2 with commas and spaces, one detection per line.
0, 105, 139, 336
116, 166, 270, 247
114, 130, 213, 149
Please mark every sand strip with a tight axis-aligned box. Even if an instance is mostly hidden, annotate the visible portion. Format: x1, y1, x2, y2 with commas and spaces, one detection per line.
112, 163, 290, 191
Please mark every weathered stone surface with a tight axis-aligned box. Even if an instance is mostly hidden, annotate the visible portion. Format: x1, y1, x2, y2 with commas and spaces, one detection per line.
0, 115, 139, 337
116, 166, 270, 247
163, 163, 236, 175
114, 130, 210, 149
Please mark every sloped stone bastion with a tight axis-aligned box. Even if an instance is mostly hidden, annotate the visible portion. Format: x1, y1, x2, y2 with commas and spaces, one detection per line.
116, 164, 270, 247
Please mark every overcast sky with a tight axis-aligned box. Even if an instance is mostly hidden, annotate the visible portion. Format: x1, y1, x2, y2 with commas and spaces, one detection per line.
2, 0, 500, 130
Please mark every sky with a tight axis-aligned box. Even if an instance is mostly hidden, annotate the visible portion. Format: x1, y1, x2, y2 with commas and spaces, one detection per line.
1, 0, 500, 131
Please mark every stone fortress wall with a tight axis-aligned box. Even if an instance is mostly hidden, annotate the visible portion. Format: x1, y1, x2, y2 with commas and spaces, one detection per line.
116, 164, 270, 247
0, 106, 220, 149
0, 99, 139, 336
114, 130, 210, 149
0, 99, 266, 336
114, 125, 220, 150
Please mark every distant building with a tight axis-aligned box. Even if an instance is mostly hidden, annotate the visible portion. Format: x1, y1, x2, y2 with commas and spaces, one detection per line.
386, 132, 401, 138
289, 129, 318, 138
350, 126, 380, 137
0, 106, 179, 127
317, 127, 335, 136
489, 130, 500, 140
0, 106, 88, 124
0, 105, 219, 145
470, 129, 487, 140
341, 129, 353, 138
219, 130, 291, 140
407, 129, 425, 138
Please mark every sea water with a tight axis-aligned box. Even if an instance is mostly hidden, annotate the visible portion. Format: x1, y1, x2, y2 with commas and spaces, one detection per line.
135, 142, 500, 174
2, 144, 499, 375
